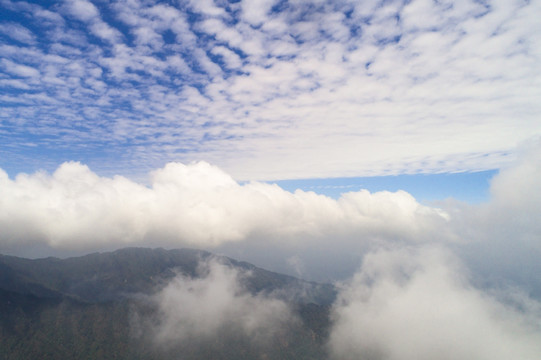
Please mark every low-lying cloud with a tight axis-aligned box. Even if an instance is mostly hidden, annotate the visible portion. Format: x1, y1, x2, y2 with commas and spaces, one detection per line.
132, 258, 306, 359
329, 246, 541, 360
141, 258, 298, 353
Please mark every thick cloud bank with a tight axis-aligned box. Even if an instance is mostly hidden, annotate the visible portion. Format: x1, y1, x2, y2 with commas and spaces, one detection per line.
328, 246, 541, 360
0, 161, 447, 254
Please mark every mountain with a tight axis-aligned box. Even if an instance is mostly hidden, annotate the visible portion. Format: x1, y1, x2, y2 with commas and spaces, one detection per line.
0, 248, 335, 360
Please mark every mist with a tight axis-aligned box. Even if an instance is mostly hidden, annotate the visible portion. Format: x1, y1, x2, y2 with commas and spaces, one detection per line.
328, 246, 541, 359
130, 257, 322, 358
149, 259, 295, 344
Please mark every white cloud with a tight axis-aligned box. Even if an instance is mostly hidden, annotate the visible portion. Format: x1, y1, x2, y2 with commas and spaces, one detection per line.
89, 20, 123, 43
444, 139, 541, 296
4, 142, 541, 288
1, 59, 40, 78
1, 1, 540, 351
211, 45, 242, 69
1, 0, 541, 293
0, 161, 448, 255
489, 139, 541, 212
0, 78, 32, 89
33, 8, 65, 24
64, 0, 100, 23
329, 246, 541, 360
2, 0, 540, 179
189, 0, 226, 18
0, 22, 36, 44
63, 0, 122, 43
241, 0, 277, 26
149, 258, 295, 345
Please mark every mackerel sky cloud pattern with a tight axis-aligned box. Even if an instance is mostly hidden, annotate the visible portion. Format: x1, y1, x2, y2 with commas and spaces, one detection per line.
1, 0, 540, 180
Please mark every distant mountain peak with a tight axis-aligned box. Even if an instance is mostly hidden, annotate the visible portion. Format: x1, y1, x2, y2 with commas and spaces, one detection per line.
0, 247, 335, 305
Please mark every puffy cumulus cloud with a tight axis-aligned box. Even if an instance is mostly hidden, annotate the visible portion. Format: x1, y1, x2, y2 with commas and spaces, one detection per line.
328, 246, 541, 360
147, 258, 295, 346
0, 161, 448, 255
0, 162, 152, 250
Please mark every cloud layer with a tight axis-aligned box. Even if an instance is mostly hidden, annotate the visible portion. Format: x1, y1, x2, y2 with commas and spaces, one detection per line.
1, 0, 540, 179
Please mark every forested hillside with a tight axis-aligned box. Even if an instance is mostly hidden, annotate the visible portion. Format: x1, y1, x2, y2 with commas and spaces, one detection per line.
0, 248, 334, 360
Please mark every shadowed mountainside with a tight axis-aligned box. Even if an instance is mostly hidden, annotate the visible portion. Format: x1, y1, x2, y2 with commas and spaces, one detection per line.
0, 248, 335, 360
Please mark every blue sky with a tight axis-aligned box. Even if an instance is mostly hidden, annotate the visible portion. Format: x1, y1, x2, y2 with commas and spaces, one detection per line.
272, 169, 498, 203
1, 0, 540, 201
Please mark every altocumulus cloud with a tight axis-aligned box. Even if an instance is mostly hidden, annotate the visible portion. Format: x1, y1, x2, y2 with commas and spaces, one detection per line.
1, 0, 540, 179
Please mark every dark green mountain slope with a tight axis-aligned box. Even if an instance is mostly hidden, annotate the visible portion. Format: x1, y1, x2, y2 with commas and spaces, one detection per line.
0, 248, 334, 360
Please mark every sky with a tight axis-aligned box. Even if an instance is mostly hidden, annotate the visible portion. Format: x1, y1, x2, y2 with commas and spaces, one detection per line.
1, 0, 540, 185
2, 1, 541, 358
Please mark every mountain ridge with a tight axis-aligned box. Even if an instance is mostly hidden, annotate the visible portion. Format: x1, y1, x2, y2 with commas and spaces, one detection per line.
0, 247, 336, 305
0, 247, 334, 360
